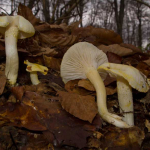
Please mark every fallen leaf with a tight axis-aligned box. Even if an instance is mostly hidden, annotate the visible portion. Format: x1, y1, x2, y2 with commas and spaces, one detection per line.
0, 102, 47, 131
143, 58, 150, 66
43, 55, 62, 70
72, 26, 123, 45
0, 126, 52, 150
120, 43, 142, 53
58, 91, 98, 123
106, 86, 117, 95
98, 44, 134, 56
65, 79, 94, 95
101, 126, 145, 150
35, 23, 51, 32
145, 120, 150, 132
136, 62, 150, 76
22, 91, 102, 148
68, 20, 82, 32
107, 52, 122, 64
11, 86, 25, 101
88, 137, 101, 149
104, 75, 116, 86
27, 39, 58, 56
46, 34, 78, 46
65, 79, 79, 92
78, 79, 95, 91
122, 57, 139, 66
91, 27, 123, 45
0, 71, 6, 95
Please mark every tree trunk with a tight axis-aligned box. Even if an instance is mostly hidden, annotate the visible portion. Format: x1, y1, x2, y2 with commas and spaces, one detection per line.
137, 3, 142, 47
42, 0, 51, 22
114, 0, 125, 38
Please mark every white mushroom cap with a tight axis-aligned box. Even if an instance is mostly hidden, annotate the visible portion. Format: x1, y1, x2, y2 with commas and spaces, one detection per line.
61, 42, 108, 83
98, 63, 149, 92
0, 15, 35, 39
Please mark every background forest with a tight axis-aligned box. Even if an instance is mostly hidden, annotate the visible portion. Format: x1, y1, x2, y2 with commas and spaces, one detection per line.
0, 0, 150, 51
1, 0, 150, 51
0, 1, 150, 149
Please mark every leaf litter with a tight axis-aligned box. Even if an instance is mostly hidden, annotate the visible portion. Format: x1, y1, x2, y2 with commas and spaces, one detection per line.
0, 4, 149, 150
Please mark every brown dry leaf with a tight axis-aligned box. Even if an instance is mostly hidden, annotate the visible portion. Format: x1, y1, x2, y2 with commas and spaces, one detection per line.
0, 102, 47, 131
22, 91, 102, 148
88, 137, 101, 149
104, 75, 116, 86
58, 91, 98, 123
91, 27, 123, 45
43, 55, 62, 70
145, 120, 150, 132
136, 62, 150, 77
0, 71, 6, 95
78, 79, 95, 91
11, 86, 25, 101
143, 58, 150, 66
98, 44, 134, 56
120, 43, 142, 53
50, 23, 69, 33
27, 39, 58, 57
107, 52, 122, 64
106, 86, 117, 95
72, 26, 122, 45
122, 57, 139, 66
35, 23, 51, 32
132, 53, 149, 62
65, 79, 79, 92
65, 80, 93, 96
18, 3, 41, 27
0, 126, 52, 150
68, 20, 82, 32
11, 84, 54, 101
48, 34, 78, 46
101, 126, 145, 150
37, 47, 58, 56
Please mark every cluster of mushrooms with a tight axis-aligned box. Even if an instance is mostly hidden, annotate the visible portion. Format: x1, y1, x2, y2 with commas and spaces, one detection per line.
0, 15, 149, 128
61, 42, 149, 128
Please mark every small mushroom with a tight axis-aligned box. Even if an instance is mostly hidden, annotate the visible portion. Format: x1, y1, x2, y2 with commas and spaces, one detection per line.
24, 60, 48, 85
61, 42, 129, 128
0, 15, 35, 85
98, 63, 149, 126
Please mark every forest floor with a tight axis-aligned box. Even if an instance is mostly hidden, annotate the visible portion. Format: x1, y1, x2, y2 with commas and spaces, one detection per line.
0, 4, 150, 150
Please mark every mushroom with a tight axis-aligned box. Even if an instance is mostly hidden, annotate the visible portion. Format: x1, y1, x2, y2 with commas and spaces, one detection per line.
61, 42, 129, 128
0, 15, 35, 85
98, 63, 149, 126
24, 60, 48, 85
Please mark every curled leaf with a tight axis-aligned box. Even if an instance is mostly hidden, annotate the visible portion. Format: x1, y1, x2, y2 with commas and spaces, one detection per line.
98, 44, 134, 56
58, 91, 98, 123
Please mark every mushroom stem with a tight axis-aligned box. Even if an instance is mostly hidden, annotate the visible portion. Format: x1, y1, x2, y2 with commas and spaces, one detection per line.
117, 78, 134, 126
30, 71, 40, 85
86, 68, 130, 128
5, 26, 19, 85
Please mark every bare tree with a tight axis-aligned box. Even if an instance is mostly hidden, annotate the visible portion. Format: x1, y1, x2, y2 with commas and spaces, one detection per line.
134, 0, 150, 8
113, 0, 125, 38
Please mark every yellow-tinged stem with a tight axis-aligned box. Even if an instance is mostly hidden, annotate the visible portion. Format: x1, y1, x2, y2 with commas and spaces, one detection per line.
30, 71, 40, 85
117, 78, 134, 126
86, 68, 107, 114
86, 68, 130, 128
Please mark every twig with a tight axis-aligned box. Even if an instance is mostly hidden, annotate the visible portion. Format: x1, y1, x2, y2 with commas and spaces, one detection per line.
133, 0, 150, 8
0, 7, 9, 15
9, 131, 18, 150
